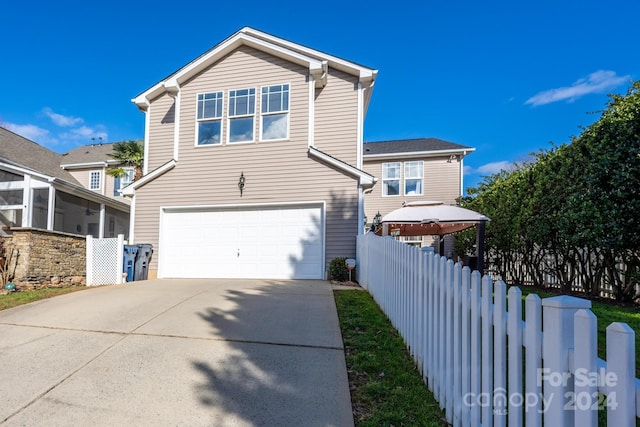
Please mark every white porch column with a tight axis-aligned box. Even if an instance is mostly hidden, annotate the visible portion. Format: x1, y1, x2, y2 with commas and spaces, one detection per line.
47, 186, 55, 230
21, 174, 31, 227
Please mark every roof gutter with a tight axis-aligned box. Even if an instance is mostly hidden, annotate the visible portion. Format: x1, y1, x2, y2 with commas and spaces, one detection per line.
49, 178, 130, 211
308, 146, 377, 188
363, 147, 476, 160
121, 159, 177, 196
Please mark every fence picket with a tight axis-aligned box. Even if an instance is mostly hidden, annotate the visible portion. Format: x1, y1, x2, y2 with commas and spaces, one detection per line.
507, 286, 523, 427
574, 309, 598, 427
453, 262, 462, 427
524, 294, 542, 427
461, 267, 471, 427
493, 280, 507, 427
481, 275, 494, 426
606, 323, 636, 425
470, 271, 482, 426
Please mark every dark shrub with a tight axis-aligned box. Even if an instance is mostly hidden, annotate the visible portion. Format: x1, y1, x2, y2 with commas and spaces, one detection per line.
329, 257, 349, 282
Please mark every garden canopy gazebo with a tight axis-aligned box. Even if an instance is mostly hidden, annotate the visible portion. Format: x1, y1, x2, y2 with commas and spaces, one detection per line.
375, 201, 490, 273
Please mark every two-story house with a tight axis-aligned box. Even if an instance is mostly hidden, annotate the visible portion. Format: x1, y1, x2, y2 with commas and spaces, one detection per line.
123, 27, 377, 280
0, 127, 130, 238
363, 138, 474, 254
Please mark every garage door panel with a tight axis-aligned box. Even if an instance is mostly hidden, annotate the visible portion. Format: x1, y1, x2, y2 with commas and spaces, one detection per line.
160, 205, 323, 279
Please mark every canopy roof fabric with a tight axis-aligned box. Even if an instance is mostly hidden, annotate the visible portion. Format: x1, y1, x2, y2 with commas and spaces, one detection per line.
377, 201, 490, 236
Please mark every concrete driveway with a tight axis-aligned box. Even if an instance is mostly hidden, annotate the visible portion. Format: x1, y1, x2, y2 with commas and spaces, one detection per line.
0, 279, 353, 426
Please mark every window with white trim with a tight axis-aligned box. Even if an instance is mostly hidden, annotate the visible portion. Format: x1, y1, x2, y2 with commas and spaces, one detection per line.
114, 168, 135, 195
382, 162, 401, 196
90, 171, 101, 190
228, 88, 255, 143
261, 84, 289, 140
404, 161, 424, 195
197, 91, 223, 145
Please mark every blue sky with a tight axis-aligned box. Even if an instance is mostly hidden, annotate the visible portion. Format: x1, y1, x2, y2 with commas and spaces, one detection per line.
2, 0, 638, 192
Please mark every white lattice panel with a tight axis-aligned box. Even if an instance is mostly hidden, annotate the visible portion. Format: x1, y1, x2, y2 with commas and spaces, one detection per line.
86, 235, 124, 286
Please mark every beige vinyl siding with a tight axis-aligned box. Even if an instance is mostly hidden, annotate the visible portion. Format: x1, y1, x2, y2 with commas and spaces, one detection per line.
363, 156, 462, 223
314, 68, 359, 166
147, 92, 175, 172
67, 169, 95, 192
137, 46, 360, 275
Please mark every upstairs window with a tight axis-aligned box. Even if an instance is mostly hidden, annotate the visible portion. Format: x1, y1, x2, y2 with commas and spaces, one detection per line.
382, 162, 401, 196
197, 91, 223, 145
228, 88, 255, 143
261, 84, 289, 140
404, 161, 424, 195
90, 171, 101, 190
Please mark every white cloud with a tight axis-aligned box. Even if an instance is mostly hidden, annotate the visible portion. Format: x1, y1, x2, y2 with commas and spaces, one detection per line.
60, 126, 108, 143
466, 161, 513, 176
42, 107, 83, 127
2, 122, 50, 142
525, 70, 630, 107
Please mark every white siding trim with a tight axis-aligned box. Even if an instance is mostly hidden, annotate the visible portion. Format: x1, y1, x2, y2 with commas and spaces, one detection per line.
128, 195, 136, 243
308, 74, 315, 147
357, 82, 363, 169
173, 91, 180, 160
143, 107, 151, 175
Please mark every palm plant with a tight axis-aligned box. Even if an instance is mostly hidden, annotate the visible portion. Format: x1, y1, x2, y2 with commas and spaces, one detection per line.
106, 139, 144, 181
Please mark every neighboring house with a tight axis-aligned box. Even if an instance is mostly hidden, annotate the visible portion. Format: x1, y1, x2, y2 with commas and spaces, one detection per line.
60, 143, 135, 202
362, 138, 475, 254
0, 127, 130, 238
124, 27, 377, 280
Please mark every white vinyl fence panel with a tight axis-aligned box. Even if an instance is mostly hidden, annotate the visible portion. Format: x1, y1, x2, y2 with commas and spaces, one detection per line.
356, 232, 639, 427
86, 234, 124, 286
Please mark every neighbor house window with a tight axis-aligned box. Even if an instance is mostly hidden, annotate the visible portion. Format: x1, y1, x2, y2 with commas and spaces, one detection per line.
90, 171, 101, 190
228, 88, 255, 143
261, 84, 289, 140
382, 162, 401, 196
404, 161, 424, 195
197, 91, 223, 145
114, 168, 135, 195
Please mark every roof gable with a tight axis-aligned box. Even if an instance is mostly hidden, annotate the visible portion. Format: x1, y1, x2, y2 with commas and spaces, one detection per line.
133, 27, 377, 109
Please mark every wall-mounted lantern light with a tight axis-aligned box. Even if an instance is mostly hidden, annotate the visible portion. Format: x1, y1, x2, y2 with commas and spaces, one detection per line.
371, 211, 382, 231
238, 172, 245, 196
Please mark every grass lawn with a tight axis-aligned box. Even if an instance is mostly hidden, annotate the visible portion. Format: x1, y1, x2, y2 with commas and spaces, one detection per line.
334, 289, 449, 427
0, 286, 87, 311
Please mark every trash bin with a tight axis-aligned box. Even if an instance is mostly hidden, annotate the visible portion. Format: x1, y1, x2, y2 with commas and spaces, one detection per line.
123, 245, 139, 282
133, 244, 153, 281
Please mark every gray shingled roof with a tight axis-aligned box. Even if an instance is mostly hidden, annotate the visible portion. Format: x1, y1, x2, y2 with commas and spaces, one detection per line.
60, 143, 117, 166
363, 138, 473, 156
0, 127, 80, 184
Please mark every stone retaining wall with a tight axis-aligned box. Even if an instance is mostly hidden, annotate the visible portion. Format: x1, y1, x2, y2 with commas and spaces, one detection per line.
1, 228, 86, 290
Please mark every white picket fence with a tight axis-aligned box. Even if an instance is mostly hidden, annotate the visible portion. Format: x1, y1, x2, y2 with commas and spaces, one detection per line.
356, 232, 640, 427
86, 235, 124, 286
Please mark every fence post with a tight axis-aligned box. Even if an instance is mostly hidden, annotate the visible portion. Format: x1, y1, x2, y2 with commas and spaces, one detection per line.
117, 234, 124, 284
86, 235, 93, 286
541, 296, 591, 427
606, 322, 635, 426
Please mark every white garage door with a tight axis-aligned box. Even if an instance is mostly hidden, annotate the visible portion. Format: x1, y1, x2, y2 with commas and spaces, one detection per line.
159, 204, 324, 279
